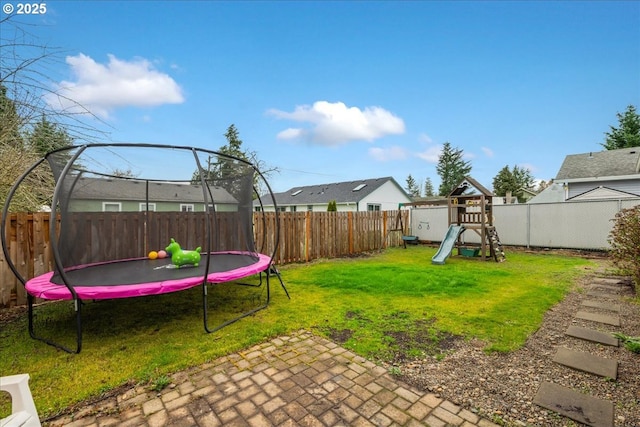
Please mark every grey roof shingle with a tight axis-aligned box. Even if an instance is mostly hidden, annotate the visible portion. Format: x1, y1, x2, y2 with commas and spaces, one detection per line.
262, 177, 407, 206
555, 146, 640, 180
70, 177, 237, 204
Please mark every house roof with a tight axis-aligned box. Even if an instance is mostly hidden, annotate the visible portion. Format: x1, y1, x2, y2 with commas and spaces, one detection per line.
70, 177, 238, 204
260, 176, 409, 206
555, 146, 640, 181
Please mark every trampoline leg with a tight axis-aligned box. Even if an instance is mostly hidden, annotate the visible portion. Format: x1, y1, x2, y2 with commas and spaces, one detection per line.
74, 299, 83, 354
268, 266, 290, 300
202, 282, 210, 333
27, 295, 83, 354
203, 275, 271, 334
202, 264, 290, 334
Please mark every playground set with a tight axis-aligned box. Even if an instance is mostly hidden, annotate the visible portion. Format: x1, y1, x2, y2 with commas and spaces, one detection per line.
431, 176, 506, 265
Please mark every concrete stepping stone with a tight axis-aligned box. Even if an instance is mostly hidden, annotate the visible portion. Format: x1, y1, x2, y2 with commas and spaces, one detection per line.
566, 325, 619, 347
586, 291, 620, 300
592, 277, 623, 285
590, 284, 624, 293
575, 311, 620, 326
581, 300, 620, 312
553, 347, 618, 379
534, 382, 613, 427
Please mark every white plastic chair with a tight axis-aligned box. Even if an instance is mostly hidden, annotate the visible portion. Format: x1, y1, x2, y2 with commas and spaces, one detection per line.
0, 374, 41, 427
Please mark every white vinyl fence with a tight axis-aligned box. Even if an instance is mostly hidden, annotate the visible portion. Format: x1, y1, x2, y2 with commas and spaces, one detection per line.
409, 199, 640, 250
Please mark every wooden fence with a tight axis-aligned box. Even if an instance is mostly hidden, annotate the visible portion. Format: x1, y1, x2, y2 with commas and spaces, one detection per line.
0, 210, 408, 307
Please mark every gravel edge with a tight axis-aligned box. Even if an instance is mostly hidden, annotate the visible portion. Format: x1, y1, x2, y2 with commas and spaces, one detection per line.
395, 268, 639, 427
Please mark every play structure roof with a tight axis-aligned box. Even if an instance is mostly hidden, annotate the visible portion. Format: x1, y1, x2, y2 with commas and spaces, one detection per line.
448, 176, 494, 198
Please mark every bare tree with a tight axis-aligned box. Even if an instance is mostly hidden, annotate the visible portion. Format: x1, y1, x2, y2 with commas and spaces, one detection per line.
1, 15, 109, 143
0, 16, 108, 211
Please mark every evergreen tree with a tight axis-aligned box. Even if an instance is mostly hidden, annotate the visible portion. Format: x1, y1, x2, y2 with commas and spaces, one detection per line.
436, 142, 472, 196
327, 200, 337, 211
602, 105, 640, 150
492, 165, 534, 202
405, 174, 420, 198
28, 114, 73, 156
194, 124, 250, 183
424, 177, 435, 197
0, 84, 24, 148
492, 166, 517, 197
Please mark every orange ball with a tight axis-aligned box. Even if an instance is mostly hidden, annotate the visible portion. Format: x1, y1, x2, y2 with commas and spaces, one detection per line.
148, 251, 158, 260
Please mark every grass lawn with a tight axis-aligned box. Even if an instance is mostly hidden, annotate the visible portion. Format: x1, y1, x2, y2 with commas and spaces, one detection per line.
0, 246, 594, 418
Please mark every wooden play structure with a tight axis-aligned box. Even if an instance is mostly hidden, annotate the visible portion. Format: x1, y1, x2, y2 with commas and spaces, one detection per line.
438, 176, 506, 263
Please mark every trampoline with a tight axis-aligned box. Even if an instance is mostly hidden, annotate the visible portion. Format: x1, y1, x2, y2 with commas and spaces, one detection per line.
1, 143, 288, 353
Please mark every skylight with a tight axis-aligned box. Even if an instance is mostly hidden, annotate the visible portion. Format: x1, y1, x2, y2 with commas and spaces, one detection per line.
291, 189, 302, 196
352, 183, 367, 191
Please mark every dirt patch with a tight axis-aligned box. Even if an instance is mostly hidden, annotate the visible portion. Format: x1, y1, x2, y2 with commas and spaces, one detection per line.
326, 327, 353, 344
383, 318, 461, 364
0, 305, 27, 325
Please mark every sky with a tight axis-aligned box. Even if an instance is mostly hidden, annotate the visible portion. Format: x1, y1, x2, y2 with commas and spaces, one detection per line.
3, 0, 639, 194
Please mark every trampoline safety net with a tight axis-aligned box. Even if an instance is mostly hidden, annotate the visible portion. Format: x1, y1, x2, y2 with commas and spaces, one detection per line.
45, 144, 260, 277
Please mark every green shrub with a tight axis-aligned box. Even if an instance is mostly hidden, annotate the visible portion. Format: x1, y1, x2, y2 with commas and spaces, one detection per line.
608, 205, 640, 291
614, 333, 640, 354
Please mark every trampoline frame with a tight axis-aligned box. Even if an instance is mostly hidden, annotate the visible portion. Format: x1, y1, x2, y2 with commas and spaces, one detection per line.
1, 143, 289, 353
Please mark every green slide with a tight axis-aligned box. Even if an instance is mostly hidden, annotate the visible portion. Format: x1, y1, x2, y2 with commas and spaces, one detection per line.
431, 225, 464, 265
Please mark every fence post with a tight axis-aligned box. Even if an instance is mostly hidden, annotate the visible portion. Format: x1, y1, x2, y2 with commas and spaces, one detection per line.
348, 212, 353, 254
305, 211, 311, 262
526, 204, 531, 249
382, 211, 388, 249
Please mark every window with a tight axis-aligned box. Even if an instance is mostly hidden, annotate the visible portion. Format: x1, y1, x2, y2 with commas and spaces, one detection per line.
277, 206, 286, 212
139, 203, 156, 211
180, 204, 194, 212
307, 205, 313, 211
102, 202, 121, 212
290, 206, 297, 212
367, 204, 381, 211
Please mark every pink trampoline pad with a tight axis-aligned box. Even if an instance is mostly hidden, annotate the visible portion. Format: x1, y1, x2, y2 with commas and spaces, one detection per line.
26, 252, 272, 300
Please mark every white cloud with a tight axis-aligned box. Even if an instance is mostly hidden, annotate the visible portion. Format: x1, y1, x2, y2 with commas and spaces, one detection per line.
481, 146, 494, 157
416, 144, 442, 163
369, 145, 408, 162
276, 128, 304, 140
268, 101, 405, 145
46, 53, 184, 118
519, 163, 537, 173
418, 133, 433, 144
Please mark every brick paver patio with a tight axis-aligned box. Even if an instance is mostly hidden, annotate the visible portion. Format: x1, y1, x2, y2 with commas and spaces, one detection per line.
44, 330, 500, 427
